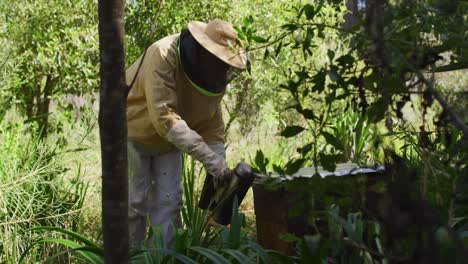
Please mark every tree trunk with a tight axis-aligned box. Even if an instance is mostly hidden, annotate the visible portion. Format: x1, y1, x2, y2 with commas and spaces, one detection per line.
365, 0, 386, 69
344, 0, 359, 30
37, 75, 53, 140
97, 0, 129, 263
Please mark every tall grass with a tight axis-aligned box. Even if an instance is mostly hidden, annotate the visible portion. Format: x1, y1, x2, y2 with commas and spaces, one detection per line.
0, 118, 88, 263
180, 155, 222, 248
18, 151, 291, 263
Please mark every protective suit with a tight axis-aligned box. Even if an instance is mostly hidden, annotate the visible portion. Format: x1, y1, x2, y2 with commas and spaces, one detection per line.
125, 19, 247, 246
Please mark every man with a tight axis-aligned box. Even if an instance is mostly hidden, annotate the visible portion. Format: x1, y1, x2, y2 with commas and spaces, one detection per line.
125, 19, 248, 246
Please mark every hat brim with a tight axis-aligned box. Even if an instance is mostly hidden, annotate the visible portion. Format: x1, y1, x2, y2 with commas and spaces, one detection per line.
188, 21, 248, 70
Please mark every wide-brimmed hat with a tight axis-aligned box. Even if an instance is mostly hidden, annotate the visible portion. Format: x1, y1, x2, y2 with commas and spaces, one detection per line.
188, 19, 248, 70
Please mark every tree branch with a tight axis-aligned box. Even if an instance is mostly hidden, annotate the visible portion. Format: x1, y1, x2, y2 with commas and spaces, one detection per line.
126, 0, 166, 96
343, 238, 410, 262
416, 71, 468, 138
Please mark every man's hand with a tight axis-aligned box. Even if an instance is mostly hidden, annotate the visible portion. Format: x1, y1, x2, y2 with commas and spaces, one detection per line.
212, 167, 232, 190
166, 120, 230, 183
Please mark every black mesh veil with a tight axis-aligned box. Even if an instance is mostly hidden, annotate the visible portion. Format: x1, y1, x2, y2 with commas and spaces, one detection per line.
178, 29, 238, 95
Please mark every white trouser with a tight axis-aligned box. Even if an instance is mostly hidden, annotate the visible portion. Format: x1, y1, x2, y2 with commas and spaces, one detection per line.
127, 140, 225, 248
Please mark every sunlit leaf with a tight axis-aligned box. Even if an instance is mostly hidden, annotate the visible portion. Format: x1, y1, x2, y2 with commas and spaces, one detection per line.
251, 35, 268, 43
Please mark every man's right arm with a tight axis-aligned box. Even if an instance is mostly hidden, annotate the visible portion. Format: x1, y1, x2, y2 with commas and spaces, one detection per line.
141, 45, 230, 182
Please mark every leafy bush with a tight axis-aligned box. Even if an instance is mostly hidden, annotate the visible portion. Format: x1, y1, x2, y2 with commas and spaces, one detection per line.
0, 118, 88, 263
0, 0, 99, 138
20, 157, 290, 263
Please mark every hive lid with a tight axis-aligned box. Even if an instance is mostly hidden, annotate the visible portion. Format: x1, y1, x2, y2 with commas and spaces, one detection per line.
258, 163, 385, 183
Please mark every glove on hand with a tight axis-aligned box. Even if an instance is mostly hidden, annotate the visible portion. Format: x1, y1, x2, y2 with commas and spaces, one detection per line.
166, 120, 229, 181
212, 167, 233, 190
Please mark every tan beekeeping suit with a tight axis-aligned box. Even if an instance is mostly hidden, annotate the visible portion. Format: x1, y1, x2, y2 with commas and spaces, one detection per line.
126, 34, 225, 154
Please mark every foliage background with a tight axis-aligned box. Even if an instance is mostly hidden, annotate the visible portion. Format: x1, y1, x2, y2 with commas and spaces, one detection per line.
0, 0, 467, 263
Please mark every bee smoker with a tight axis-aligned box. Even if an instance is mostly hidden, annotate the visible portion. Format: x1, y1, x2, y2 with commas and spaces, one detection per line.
198, 162, 255, 225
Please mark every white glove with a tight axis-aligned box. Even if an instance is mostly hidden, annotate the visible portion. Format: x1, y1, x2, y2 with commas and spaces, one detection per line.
166, 120, 229, 180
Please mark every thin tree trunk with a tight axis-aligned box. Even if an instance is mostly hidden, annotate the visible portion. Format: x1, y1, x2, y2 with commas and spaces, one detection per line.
366, 0, 385, 69
37, 75, 53, 140
344, 0, 359, 30
97, 0, 129, 263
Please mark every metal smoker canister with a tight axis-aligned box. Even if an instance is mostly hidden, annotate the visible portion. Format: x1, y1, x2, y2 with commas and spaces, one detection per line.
198, 162, 255, 225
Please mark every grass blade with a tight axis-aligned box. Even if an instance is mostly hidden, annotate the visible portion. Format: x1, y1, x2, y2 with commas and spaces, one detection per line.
26, 226, 100, 248
221, 249, 254, 264
241, 241, 271, 263
30, 238, 103, 264
190, 246, 231, 264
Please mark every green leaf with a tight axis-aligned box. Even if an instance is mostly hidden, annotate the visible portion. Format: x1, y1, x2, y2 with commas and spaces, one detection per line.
312, 69, 326, 93
263, 48, 270, 60
155, 248, 199, 264
315, 0, 325, 16
383, 76, 405, 93
322, 131, 344, 151
272, 164, 285, 175
243, 17, 251, 28
295, 69, 309, 81
251, 35, 268, 43
280, 80, 300, 94
346, 213, 364, 243
225, 197, 244, 249
302, 87, 310, 98
234, 26, 246, 41
275, 42, 283, 57
326, 89, 337, 105
280, 125, 305, 137
267, 250, 296, 263
285, 158, 305, 175
190, 247, 231, 264
281, 23, 299, 31
435, 61, 468, 72
254, 150, 269, 174
297, 142, 313, 155
30, 238, 103, 264
337, 54, 355, 66
327, 50, 335, 62
304, 4, 315, 20
301, 109, 316, 120
317, 27, 325, 38
304, 28, 314, 49
242, 241, 271, 263
363, 71, 380, 92
319, 153, 337, 171
26, 226, 99, 248
221, 249, 254, 264
367, 97, 388, 123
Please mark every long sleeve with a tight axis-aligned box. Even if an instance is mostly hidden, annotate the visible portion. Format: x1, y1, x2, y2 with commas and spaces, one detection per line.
140, 45, 182, 138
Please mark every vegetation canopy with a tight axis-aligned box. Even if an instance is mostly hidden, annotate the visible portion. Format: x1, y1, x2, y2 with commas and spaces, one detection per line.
0, 0, 466, 263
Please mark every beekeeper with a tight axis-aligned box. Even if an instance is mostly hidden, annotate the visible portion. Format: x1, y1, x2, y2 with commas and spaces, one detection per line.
125, 19, 248, 246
